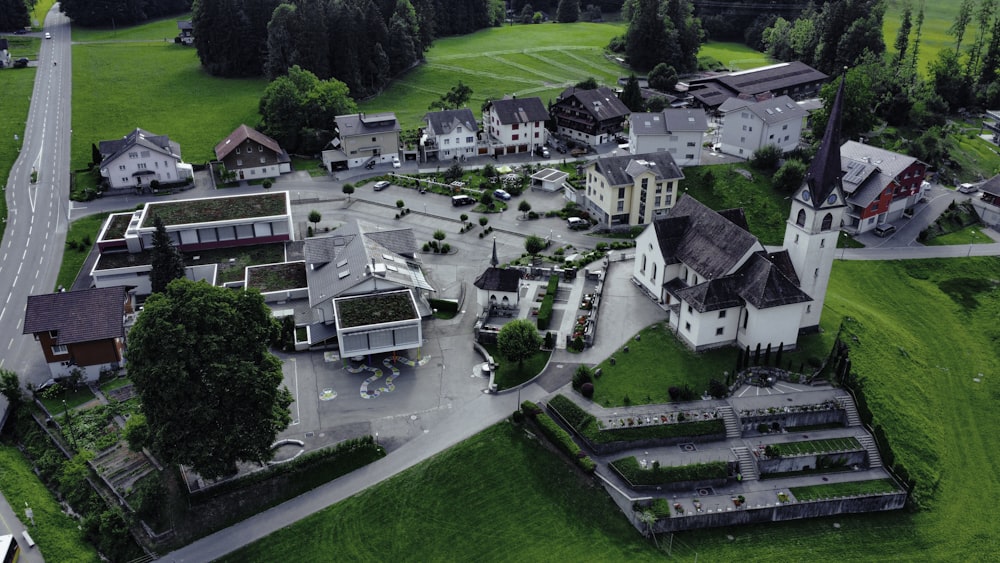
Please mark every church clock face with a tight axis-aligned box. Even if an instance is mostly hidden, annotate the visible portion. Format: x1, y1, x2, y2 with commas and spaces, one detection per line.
801, 190, 811, 202
827, 193, 838, 204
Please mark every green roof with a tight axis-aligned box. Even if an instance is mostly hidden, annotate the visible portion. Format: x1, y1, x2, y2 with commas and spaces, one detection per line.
335, 291, 417, 329
142, 192, 287, 228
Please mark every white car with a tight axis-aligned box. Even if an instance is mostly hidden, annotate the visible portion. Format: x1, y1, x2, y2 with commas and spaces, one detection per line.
391, 156, 401, 168
44, 32, 51, 39
373, 180, 390, 191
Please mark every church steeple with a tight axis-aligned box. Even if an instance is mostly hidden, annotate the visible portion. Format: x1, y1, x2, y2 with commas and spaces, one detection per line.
803, 75, 846, 208
490, 237, 499, 268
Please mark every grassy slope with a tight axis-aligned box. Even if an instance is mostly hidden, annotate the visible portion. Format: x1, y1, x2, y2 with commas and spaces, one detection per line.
883, 1, 974, 76
0, 446, 100, 562
71, 17, 265, 169
220, 423, 661, 563
0, 69, 34, 246
360, 22, 627, 130
31, 0, 56, 28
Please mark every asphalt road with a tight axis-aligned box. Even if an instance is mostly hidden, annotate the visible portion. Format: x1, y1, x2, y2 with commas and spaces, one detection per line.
1, 8, 72, 405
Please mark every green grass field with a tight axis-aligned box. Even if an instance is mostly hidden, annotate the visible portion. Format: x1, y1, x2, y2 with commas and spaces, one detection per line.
698, 41, 772, 71
0, 68, 34, 246
776, 437, 861, 456
884, 1, 975, 76
925, 223, 993, 246
71, 21, 265, 170
0, 446, 100, 562
70, 13, 187, 42
31, 0, 57, 28
790, 478, 899, 501
56, 211, 120, 290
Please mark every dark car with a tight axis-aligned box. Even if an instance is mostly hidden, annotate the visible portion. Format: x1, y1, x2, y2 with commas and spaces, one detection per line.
874, 224, 896, 237
12, 58, 29, 68
14, 29, 28, 35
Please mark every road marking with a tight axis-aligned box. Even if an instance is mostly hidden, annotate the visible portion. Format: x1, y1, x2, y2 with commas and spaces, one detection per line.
8, 338, 13, 350
17, 263, 22, 275
8, 281, 14, 295
0, 307, 4, 320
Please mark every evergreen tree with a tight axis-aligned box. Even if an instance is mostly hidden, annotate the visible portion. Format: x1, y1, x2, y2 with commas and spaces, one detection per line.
624, 0, 668, 71
950, 0, 976, 55
149, 216, 186, 294
648, 63, 678, 92
556, 0, 579, 23
893, 0, 913, 66
980, 12, 1000, 85
664, 0, 702, 73
0, 0, 30, 32
619, 73, 644, 112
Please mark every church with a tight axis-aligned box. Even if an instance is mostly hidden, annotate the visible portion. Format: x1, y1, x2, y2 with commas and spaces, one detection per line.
632, 79, 847, 352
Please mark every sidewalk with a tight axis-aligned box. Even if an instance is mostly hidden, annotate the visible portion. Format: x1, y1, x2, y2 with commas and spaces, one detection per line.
0, 491, 44, 563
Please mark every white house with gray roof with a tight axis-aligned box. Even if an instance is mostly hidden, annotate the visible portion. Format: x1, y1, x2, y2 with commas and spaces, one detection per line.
98, 128, 192, 190
303, 221, 434, 348
422, 108, 479, 162
717, 95, 806, 157
482, 97, 549, 156
323, 112, 401, 170
628, 108, 708, 166
583, 152, 684, 228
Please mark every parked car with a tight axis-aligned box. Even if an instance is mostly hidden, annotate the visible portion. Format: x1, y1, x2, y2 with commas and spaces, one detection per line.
874, 224, 896, 237
373, 180, 390, 191
534, 145, 549, 158
14, 29, 27, 35
12, 58, 29, 68
451, 195, 475, 206
392, 155, 401, 168
44, 32, 51, 39
567, 217, 588, 230
958, 183, 979, 194
493, 189, 511, 201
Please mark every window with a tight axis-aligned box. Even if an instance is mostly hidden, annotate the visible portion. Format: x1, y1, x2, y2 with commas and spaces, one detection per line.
685, 322, 691, 332
52, 344, 68, 355
236, 148, 241, 154
820, 238, 825, 248
796, 209, 806, 227
155, 161, 159, 168
372, 137, 377, 142
685, 154, 694, 160
784, 135, 790, 142
814, 268, 819, 278
687, 305, 693, 314
687, 141, 696, 147
121, 177, 128, 183
512, 124, 519, 130
617, 201, 624, 212
741, 112, 749, 118
743, 311, 748, 329
740, 137, 746, 143
512, 134, 519, 141
457, 127, 463, 133
443, 139, 450, 145
535, 132, 539, 138
794, 233, 799, 243
247, 146, 253, 153
655, 196, 661, 206
236, 159, 243, 166
641, 178, 648, 188
49, 330, 58, 338
128, 152, 138, 159
821, 213, 833, 230
716, 327, 724, 336
118, 165, 126, 171
652, 263, 657, 281
260, 157, 266, 163
137, 163, 147, 170
742, 125, 748, 131
719, 310, 726, 319
466, 136, 474, 143
782, 124, 788, 130
806, 305, 812, 314
140, 151, 149, 157
259, 145, 264, 151
618, 188, 626, 199
769, 134, 774, 140
641, 254, 646, 273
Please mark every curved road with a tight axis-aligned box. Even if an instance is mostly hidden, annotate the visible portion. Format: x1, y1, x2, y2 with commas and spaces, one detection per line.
1, 7, 72, 405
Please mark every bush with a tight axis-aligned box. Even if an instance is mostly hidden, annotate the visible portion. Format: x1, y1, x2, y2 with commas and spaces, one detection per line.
537, 294, 554, 330
543, 332, 555, 349
520, 400, 542, 416
572, 365, 593, 390
668, 384, 697, 402
708, 378, 728, 399
422, 242, 430, 251
580, 382, 594, 399
751, 144, 782, 170
547, 394, 725, 444
533, 412, 594, 473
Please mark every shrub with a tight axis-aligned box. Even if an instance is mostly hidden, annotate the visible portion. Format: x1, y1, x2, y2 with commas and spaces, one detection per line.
572, 365, 593, 390
543, 332, 555, 349
440, 243, 451, 253
422, 242, 430, 251
668, 384, 697, 402
757, 423, 770, 434
546, 274, 559, 295
396, 199, 405, 208
580, 382, 594, 399
520, 400, 542, 416
708, 378, 728, 399
527, 211, 539, 219
570, 336, 585, 351
537, 294, 554, 330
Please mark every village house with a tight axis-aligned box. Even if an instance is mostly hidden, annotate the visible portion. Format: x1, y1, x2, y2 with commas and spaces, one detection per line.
97, 128, 192, 190
323, 112, 401, 171
684, 61, 828, 111
582, 152, 684, 228
482, 97, 549, 156
550, 86, 630, 146
628, 108, 709, 166
421, 108, 479, 162
717, 95, 806, 157
23, 286, 132, 381
214, 124, 291, 181
838, 140, 928, 234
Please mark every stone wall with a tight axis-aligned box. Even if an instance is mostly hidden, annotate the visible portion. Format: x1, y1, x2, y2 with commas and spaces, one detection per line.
757, 451, 867, 475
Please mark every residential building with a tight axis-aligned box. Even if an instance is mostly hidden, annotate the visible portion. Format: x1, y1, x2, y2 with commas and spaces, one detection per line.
717, 95, 806, 157
91, 192, 293, 294
323, 112, 401, 170
550, 86, 630, 146
214, 124, 291, 181
632, 77, 848, 350
975, 174, 1000, 228
685, 61, 828, 110
583, 152, 684, 228
422, 108, 479, 162
98, 128, 192, 190
23, 286, 132, 381
303, 220, 434, 353
838, 141, 928, 234
628, 108, 708, 166
482, 97, 548, 156
176, 20, 193, 45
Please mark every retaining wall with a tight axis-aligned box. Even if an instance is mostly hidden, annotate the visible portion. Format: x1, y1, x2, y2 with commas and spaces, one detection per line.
741, 409, 846, 431
757, 451, 867, 474
649, 492, 908, 533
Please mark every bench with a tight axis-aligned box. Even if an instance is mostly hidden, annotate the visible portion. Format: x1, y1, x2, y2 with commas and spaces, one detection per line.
22, 530, 36, 548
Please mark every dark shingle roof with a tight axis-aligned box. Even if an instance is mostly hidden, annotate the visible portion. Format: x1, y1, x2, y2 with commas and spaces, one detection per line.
98, 128, 180, 167
718, 95, 806, 124
630, 109, 708, 136
424, 109, 478, 136
675, 277, 744, 313
556, 87, 630, 121
214, 124, 288, 161
736, 251, 812, 309
335, 113, 400, 138
803, 76, 846, 207
487, 97, 549, 125
651, 195, 760, 280
591, 152, 683, 187
23, 286, 128, 344
981, 173, 1000, 196
473, 268, 521, 292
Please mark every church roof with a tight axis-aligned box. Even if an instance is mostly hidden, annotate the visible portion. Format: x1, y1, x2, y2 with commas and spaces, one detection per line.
736, 251, 812, 309
803, 76, 846, 207
651, 195, 759, 280
473, 268, 521, 292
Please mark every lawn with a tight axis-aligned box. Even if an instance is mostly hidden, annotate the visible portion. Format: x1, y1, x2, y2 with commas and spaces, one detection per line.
924, 223, 993, 246
360, 22, 628, 130
219, 423, 662, 563
589, 322, 831, 408
790, 479, 900, 502
38, 385, 96, 414
4, 35, 42, 59
56, 211, 122, 290
883, 1, 974, 76
697, 41, 772, 71
0, 446, 100, 563
72, 39, 266, 170
31, 0, 57, 28
0, 67, 33, 246
70, 13, 189, 42
483, 343, 551, 390
681, 164, 794, 245
774, 437, 862, 456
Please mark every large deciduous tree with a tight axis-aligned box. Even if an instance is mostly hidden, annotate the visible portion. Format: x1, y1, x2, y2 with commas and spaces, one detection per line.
429, 81, 473, 110
259, 65, 357, 153
0, 0, 30, 32
556, 0, 579, 23
149, 216, 186, 294
497, 319, 542, 369
127, 279, 292, 479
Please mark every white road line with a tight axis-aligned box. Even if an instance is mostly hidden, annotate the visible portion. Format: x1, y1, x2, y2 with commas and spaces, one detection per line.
291, 358, 301, 425
8, 339, 13, 350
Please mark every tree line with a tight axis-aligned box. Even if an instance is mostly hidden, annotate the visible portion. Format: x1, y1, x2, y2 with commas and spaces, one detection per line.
59, 0, 193, 27
0, 0, 31, 31
193, 0, 505, 97
610, 0, 704, 73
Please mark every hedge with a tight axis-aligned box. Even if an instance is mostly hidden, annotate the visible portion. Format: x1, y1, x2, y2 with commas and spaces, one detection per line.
547, 393, 726, 444
610, 456, 729, 486
537, 293, 554, 330
533, 412, 595, 473
546, 274, 559, 295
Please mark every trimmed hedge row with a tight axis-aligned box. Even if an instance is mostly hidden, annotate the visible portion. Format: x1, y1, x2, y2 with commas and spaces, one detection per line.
537, 293, 554, 330
548, 393, 726, 444
611, 456, 729, 486
522, 402, 594, 473
546, 273, 559, 295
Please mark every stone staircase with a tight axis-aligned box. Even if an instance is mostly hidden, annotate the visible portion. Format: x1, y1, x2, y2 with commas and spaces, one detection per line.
718, 405, 741, 439
836, 395, 862, 427
857, 434, 884, 469
732, 446, 759, 481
